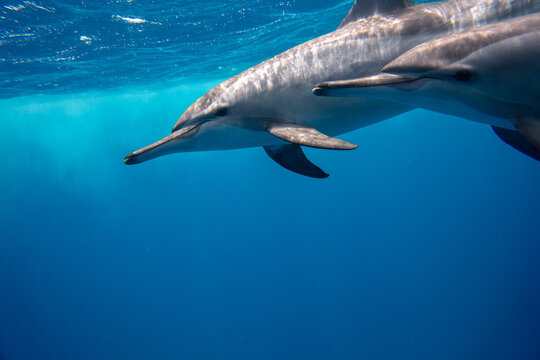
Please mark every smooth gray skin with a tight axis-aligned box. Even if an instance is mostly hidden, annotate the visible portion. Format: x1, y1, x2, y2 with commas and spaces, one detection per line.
125, 0, 540, 166
314, 13, 540, 130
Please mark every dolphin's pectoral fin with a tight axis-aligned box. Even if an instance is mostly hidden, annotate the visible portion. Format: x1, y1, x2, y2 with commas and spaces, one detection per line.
263, 144, 329, 178
313, 74, 417, 97
492, 126, 540, 162
512, 116, 540, 152
266, 122, 358, 150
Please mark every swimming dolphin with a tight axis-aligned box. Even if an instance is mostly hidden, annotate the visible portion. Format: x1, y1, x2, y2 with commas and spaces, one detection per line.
125, 0, 540, 177
313, 13, 540, 161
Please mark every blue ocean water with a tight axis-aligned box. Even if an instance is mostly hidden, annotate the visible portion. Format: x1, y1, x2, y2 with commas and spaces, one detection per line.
1, 1, 540, 359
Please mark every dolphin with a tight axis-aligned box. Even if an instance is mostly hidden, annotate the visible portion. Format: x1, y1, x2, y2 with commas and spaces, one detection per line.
125, 0, 540, 178
314, 12, 540, 161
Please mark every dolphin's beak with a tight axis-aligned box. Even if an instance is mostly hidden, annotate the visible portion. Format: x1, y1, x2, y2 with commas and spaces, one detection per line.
313, 74, 419, 97
124, 122, 204, 165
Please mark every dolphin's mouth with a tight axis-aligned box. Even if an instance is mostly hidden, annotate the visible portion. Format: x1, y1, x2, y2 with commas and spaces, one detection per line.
171, 116, 190, 133
124, 121, 207, 165
172, 113, 214, 133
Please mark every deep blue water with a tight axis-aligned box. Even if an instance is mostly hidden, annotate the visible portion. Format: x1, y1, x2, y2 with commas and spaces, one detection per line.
1, 1, 540, 360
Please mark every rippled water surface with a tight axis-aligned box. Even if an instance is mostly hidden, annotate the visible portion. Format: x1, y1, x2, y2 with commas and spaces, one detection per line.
0, 0, 350, 97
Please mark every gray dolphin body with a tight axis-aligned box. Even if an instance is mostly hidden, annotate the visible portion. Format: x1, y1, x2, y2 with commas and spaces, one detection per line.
314, 12, 540, 160
125, 0, 540, 177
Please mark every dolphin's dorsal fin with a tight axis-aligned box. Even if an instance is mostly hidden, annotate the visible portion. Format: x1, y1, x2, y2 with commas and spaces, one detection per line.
339, 0, 415, 28
492, 126, 540, 162
266, 122, 358, 150
264, 144, 329, 178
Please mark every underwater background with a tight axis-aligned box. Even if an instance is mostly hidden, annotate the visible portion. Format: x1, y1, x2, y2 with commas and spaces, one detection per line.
1, 1, 540, 359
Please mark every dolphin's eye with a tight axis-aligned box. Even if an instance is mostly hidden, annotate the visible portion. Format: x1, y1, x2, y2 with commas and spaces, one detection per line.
454, 70, 473, 82
214, 107, 229, 117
